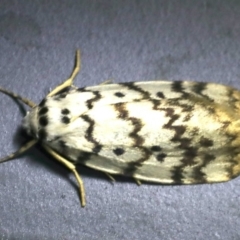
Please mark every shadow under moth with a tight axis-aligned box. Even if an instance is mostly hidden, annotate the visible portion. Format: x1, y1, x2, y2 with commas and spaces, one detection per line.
1, 50, 240, 207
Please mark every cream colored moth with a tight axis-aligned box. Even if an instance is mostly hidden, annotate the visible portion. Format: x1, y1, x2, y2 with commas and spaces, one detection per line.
1, 50, 240, 207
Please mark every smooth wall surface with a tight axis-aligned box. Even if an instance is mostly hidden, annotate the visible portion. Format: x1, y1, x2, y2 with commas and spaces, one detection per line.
0, 1, 240, 239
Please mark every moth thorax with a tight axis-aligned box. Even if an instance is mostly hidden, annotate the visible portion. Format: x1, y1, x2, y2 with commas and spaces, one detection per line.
22, 106, 39, 139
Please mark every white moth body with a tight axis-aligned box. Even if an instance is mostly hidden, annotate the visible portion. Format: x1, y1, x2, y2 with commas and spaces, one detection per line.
23, 81, 240, 184
1, 50, 240, 207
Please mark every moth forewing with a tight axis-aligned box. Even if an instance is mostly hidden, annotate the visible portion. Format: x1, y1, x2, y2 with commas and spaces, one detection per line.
1, 50, 240, 208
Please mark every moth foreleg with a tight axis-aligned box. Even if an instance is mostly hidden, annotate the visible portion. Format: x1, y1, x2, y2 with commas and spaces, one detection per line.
0, 139, 38, 163
99, 80, 113, 85
105, 173, 116, 182
42, 144, 86, 207
48, 50, 81, 97
134, 178, 142, 186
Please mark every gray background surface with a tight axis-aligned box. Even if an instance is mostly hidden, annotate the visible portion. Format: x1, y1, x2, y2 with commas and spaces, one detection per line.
0, 1, 240, 239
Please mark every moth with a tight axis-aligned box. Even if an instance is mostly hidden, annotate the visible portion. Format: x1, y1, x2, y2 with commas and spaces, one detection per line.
1, 50, 240, 207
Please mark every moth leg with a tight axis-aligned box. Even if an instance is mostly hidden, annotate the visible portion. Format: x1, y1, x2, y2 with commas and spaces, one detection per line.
42, 144, 86, 207
0, 139, 38, 163
134, 178, 142, 186
48, 50, 81, 97
105, 173, 116, 182
99, 80, 113, 85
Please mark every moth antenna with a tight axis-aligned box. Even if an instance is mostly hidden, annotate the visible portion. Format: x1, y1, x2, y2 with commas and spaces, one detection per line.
0, 86, 36, 108
0, 139, 38, 163
0, 86, 37, 163
47, 49, 81, 97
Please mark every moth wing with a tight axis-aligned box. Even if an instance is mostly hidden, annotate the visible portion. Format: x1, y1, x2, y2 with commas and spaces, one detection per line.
84, 80, 240, 106
47, 81, 240, 184
80, 150, 237, 184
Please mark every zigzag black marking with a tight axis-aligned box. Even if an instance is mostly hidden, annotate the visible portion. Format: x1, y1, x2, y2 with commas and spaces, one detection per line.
114, 102, 151, 175
213, 122, 239, 180
192, 146, 239, 183
151, 99, 161, 110
115, 103, 144, 146
192, 153, 215, 183
226, 146, 240, 179
191, 82, 215, 104
168, 81, 229, 183
120, 82, 151, 99
227, 87, 240, 112
124, 148, 152, 175
172, 81, 207, 97
162, 107, 198, 183
86, 91, 102, 109
171, 81, 184, 92
77, 151, 93, 164
191, 82, 207, 95
81, 115, 102, 154
171, 81, 213, 105
119, 86, 164, 112
77, 87, 86, 92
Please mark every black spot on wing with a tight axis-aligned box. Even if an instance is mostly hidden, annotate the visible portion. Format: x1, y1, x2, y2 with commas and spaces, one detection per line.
171, 81, 183, 92
39, 99, 46, 107
39, 116, 48, 126
39, 107, 48, 115
113, 148, 125, 156
61, 108, 70, 115
156, 153, 167, 162
115, 92, 125, 98
151, 146, 162, 152
192, 82, 207, 95
38, 129, 47, 140
62, 116, 70, 124
200, 137, 213, 147
156, 92, 165, 99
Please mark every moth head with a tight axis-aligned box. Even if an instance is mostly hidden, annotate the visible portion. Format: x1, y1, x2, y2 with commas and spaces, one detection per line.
22, 106, 39, 139
0, 86, 38, 164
